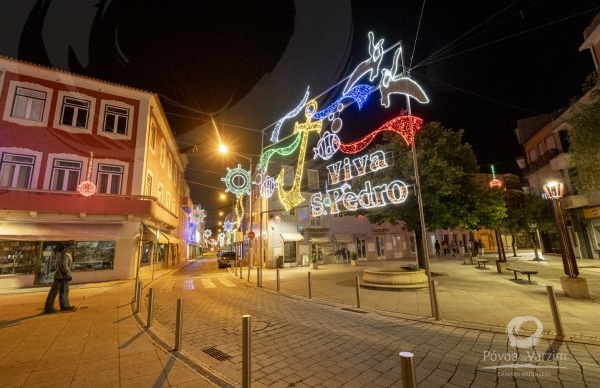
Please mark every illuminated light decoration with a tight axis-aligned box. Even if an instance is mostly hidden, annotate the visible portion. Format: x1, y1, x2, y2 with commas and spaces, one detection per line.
235, 194, 244, 227
221, 164, 251, 196
270, 87, 310, 142
277, 100, 323, 211
335, 115, 423, 154
489, 165, 503, 188
78, 151, 96, 196
204, 229, 212, 238
218, 233, 225, 245
311, 180, 408, 216
313, 131, 340, 161
326, 150, 388, 185
255, 173, 278, 198
223, 221, 235, 232
191, 208, 206, 223
343, 32, 384, 95
380, 48, 429, 107
209, 238, 219, 246
307, 84, 374, 120
258, 132, 302, 172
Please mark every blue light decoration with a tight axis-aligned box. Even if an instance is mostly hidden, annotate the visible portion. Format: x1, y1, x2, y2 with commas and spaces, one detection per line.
223, 220, 235, 232
270, 87, 310, 142
343, 31, 384, 95
307, 84, 374, 120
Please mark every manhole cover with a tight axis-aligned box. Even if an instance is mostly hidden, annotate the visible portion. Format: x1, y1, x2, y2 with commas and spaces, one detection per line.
202, 347, 231, 361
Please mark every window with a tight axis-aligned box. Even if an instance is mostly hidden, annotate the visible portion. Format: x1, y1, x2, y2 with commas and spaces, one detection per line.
174, 169, 178, 187
376, 236, 385, 257
0, 153, 35, 188
307, 169, 319, 189
97, 164, 123, 194
160, 141, 166, 167
545, 135, 556, 151
158, 184, 163, 203
166, 191, 171, 207
145, 173, 152, 196
282, 165, 294, 187
60, 97, 90, 128
537, 142, 546, 157
149, 125, 156, 151
356, 239, 366, 259
172, 199, 176, 213
168, 153, 172, 177
11, 87, 46, 122
528, 148, 537, 163
103, 105, 129, 135
50, 159, 81, 191
310, 215, 322, 227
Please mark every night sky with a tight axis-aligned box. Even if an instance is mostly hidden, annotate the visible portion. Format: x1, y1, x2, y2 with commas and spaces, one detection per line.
2, 0, 599, 224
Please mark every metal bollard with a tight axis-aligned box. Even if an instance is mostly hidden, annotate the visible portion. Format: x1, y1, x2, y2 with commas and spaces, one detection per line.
355, 275, 361, 308
257, 267, 262, 288
147, 288, 154, 328
247, 265, 251, 282
546, 286, 565, 336
133, 279, 139, 303
240, 261, 243, 279
399, 352, 417, 388
242, 315, 252, 388
174, 298, 184, 351
430, 279, 440, 320
276, 268, 280, 292
136, 281, 143, 313
308, 272, 312, 299
234, 259, 238, 276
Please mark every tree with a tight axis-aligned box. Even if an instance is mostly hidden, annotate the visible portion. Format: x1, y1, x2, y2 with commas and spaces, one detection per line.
356, 122, 506, 269
501, 190, 555, 257
569, 81, 600, 195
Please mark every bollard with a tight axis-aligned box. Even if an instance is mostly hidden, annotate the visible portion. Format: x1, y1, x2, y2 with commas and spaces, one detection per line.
276, 268, 280, 292
257, 267, 262, 288
240, 261, 243, 279
355, 275, 361, 308
147, 288, 154, 328
174, 298, 184, 351
242, 315, 251, 388
308, 272, 312, 299
136, 281, 143, 314
546, 286, 565, 337
134, 279, 139, 303
399, 352, 417, 388
247, 264, 251, 282
430, 279, 440, 320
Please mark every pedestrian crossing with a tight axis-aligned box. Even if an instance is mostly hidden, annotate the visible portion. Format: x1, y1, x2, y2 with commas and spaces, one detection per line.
158, 278, 238, 292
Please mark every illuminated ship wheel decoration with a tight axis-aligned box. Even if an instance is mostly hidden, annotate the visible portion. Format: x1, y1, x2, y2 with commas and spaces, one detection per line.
223, 221, 235, 232
78, 152, 96, 196
221, 164, 251, 196
203, 229, 212, 238
191, 208, 206, 223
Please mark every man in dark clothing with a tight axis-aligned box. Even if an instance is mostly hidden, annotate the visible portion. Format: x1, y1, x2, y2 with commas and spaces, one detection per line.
44, 241, 76, 314
434, 240, 440, 256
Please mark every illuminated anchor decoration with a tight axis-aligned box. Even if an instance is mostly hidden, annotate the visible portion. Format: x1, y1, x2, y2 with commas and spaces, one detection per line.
277, 100, 323, 210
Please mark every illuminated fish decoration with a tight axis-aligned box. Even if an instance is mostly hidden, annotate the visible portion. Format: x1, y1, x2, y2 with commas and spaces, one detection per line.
313, 131, 340, 161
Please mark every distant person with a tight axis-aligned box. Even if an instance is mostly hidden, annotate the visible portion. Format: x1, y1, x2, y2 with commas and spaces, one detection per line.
473, 240, 479, 256
44, 241, 76, 314
450, 240, 457, 257
441, 241, 449, 256
459, 240, 464, 254
434, 240, 440, 256
478, 239, 485, 257
468, 239, 473, 255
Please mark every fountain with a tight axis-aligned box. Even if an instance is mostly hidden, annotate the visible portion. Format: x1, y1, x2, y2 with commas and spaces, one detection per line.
361, 265, 429, 289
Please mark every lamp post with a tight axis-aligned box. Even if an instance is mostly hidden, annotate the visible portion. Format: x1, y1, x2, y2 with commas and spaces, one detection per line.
543, 182, 589, 298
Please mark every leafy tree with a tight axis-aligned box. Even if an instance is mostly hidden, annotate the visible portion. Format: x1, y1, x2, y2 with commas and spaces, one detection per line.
356, 122, 506, 269
569, 83, 600, 195
501, 190, 555, 257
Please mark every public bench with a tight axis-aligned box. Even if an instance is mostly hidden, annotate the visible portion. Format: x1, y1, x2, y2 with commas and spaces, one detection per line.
475, 259, 489, 269
506, 267, 538, 284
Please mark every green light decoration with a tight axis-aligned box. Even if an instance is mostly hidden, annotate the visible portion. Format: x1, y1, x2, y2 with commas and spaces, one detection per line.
221, 164, 251, 196
257, 132, 303, 172
489, 165, 502, 188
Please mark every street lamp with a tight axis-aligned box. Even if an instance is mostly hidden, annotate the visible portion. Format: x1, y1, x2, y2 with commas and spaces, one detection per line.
543, 181, 589, 298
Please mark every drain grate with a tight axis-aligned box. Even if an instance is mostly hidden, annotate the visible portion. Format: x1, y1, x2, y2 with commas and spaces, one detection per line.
202, 347, 231, 361
341, 308, 368, 314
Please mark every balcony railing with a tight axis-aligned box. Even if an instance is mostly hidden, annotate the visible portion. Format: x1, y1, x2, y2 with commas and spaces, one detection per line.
523, 148, 560, 175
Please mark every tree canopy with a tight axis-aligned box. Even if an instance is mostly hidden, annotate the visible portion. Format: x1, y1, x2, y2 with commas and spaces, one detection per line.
501, 190, 554, 236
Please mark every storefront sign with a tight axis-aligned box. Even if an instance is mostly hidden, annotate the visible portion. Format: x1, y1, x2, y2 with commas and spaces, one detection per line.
584, 206, 600, 219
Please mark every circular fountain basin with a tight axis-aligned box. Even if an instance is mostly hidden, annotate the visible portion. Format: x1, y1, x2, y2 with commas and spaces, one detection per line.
361, 268, 429, 290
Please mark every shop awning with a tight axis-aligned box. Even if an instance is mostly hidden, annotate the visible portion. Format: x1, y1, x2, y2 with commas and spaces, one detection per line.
280, 233, 304, 242
0, 222, 122, 241
310, 236, 330, 244
144, 226, 179, 244
333, 234, 354, 243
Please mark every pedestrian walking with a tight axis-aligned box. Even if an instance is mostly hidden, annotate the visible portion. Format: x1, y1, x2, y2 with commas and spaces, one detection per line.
44, 241, 76, 314
441, 241, 449, 256
473, 240, 479, 256
478, 239, 485, 257
434, 240, 441, 256
450, 240, 457, 257
459, 240, 464, 254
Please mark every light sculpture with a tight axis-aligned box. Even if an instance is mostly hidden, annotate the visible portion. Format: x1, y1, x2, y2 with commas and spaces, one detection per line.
191, 207, 206, 223
313, 131, 340, 160
223, 220, 235, 232
218, 233, 225, 245
78, 152, 96, 196
258, 132, 302, 172
307, 84, 374, 120
277, 100, 323, 211
203, 229, 212, 238
379, 48, 429, 107
222, 164, 251, 196
235, 194, 244, 227
343, 31, 384, 94
270, 87, 310, 142
257, 174, 278, 198
209, 238, 218, 246
489, 165, 502, 188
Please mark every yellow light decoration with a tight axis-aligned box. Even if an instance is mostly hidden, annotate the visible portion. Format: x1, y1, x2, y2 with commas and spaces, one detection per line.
78, 151, 96, 196
277, 100, 323, 211
235, 195, 244, 228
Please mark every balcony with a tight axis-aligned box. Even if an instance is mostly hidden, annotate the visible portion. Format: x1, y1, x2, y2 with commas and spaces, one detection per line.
560, 195, 589, 209
0, 188, 178, 227
550, 152, 570, 171
523, 148, 560, 175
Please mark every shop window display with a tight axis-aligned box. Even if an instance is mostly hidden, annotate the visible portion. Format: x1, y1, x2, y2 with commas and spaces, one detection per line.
0, 241, 40, 275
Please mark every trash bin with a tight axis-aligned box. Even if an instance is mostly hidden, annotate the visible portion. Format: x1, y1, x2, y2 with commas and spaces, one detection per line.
276, 256, 284, 268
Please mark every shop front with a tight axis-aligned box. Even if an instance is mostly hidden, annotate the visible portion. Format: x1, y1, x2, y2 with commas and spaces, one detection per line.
279, 233, 304, 267
310, 236, 330, 264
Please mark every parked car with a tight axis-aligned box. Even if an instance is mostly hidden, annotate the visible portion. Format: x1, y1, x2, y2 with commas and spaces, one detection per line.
218, 251, 236, 268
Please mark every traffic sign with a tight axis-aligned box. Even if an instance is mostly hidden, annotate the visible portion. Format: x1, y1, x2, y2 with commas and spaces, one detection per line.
248, 231, 255, 239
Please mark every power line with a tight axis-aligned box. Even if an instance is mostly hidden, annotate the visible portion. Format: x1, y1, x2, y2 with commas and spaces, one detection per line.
409, 0, 427, 70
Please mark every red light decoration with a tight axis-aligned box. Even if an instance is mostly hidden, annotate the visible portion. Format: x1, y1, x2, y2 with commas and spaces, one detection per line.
489, 179, 502, 188
335, 115, 423, 154
78, 151, 96, 196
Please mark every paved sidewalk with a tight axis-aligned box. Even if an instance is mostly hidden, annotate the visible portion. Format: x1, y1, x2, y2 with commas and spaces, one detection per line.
0, 258, 223, 388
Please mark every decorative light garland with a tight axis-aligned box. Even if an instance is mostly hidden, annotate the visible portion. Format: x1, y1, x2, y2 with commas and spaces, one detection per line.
235, 195, 244, 227
270, 87, 310, 142
277, 100, 323, 211
222, 164, 251, 196
379, 48, 429, 107
77, 152, 96, 196
307, 84, 374, 120
223, 220, 235, 232
343, 31, 384, 95
258, 132, 302, 172
203, 229, 212, 238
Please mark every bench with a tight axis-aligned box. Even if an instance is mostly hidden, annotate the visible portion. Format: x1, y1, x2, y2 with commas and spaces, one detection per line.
506, 267, 539, 284
475, 259, 489, 269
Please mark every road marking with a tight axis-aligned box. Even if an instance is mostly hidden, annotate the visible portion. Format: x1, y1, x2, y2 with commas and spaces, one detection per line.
161, 281, 174, 293
183, 279, 195, 291
219, 279, 237, 288
201, 279, 217, 289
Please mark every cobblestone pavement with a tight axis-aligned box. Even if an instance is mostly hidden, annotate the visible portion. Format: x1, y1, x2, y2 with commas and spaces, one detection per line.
147, 256, 600, 388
